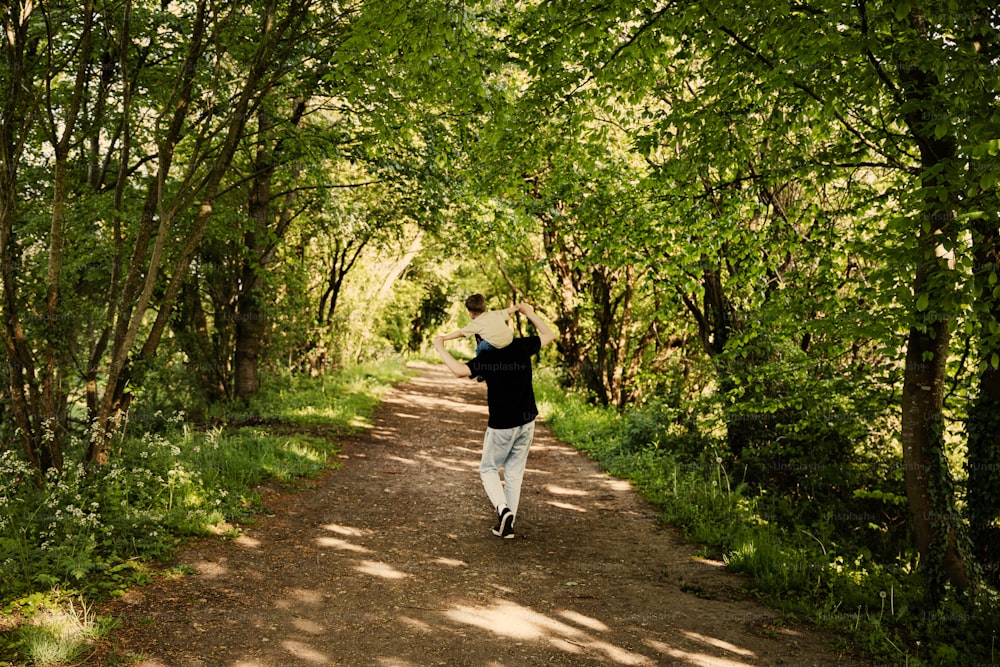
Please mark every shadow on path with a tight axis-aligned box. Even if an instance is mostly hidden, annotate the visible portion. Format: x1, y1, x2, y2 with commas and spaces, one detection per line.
99, 362, 865, 666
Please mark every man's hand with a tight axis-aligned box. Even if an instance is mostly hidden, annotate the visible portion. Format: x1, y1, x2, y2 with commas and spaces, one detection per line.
516, 302, 556, 347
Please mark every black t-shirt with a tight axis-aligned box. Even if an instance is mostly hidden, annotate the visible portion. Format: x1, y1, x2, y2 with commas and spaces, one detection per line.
467, 336, 541, 429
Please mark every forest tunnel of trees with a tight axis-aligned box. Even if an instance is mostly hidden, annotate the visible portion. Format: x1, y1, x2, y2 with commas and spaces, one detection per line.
1, 0, 998, 661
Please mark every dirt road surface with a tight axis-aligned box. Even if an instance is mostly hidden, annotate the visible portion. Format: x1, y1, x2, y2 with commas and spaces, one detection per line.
96, 362, 867, 666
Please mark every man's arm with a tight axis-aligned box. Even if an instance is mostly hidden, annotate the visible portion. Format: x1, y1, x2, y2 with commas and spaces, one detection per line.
433, 336, 473, 378
516, 303, 557, 347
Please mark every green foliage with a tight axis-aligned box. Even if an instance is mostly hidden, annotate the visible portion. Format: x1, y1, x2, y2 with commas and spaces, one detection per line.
0, 594, 116, 667
0, 360, 407, 616
536, 371, 1000, 666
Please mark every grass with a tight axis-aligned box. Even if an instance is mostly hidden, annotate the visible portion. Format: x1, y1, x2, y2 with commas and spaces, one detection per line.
534, 369, 998, 667
0, 357, 411, 666
1, 595, 116, 666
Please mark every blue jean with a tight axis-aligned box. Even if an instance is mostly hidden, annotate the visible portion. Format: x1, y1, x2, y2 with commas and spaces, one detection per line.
479, 421, 535, 519
475, 339, 497, 355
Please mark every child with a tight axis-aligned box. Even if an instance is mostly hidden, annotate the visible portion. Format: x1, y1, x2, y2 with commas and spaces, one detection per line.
439, 294, 518, 356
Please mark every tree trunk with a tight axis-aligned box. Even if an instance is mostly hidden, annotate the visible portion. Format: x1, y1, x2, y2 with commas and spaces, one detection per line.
966, 215, 1000, 583
234, 109, 274, 401
894, 6, 970, 595
541, 220, 587, 389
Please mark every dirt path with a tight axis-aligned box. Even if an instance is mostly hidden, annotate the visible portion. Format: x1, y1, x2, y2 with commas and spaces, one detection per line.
97, 362, 867, 666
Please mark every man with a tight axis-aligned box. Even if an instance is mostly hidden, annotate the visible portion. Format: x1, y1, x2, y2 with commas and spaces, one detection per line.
433, 302, 557, 539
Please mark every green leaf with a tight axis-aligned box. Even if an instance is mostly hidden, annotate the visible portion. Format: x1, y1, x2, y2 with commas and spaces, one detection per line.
916, 293, 930, 312
980, 170, 998, 192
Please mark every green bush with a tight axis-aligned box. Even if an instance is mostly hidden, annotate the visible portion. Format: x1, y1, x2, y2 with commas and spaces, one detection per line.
0, 359, 409, 610
534, 371, 999, 667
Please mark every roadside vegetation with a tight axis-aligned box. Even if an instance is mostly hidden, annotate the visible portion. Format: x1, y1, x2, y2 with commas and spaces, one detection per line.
0, 361, 409, 666
536, 369, 1000, 666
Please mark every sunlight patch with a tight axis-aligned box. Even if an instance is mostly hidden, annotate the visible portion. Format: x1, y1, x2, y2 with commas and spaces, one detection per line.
233, 535, 262, 548
681, 631, 755, 657
287, 589, 325, 605
282, 640, 330, 664
545, 500, 587, 513
663, 647, 755, 667
398, 616, 435, 633
376, 656, 423, 666
545, 484, 589, 496
557, 610, 609, 632
432, 557, 467, 567
315, 537, 372, 553
191, 560, 228, 578
593, 475, 632, 491
355, 560, 409, 579
320, 523, 371, 537
444, 600, 654, 665
291, 617, 326, 635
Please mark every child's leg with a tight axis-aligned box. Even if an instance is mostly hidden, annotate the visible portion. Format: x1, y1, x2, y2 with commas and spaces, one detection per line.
475, 339, 497, 355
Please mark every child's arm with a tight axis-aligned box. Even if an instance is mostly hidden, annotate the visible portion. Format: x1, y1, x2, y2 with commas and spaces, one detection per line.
439, 330, 466, 342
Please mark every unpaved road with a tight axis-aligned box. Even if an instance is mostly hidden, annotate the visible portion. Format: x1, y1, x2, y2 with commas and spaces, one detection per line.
96, 362, 867, 666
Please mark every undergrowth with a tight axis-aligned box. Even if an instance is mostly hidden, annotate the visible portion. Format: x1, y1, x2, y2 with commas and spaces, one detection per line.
0, 358, 409, 666
534, 370, 1000, 667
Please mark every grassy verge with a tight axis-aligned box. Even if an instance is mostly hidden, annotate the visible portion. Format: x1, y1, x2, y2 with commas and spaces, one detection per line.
534, 370, 999, 667
0, 358, 411, 666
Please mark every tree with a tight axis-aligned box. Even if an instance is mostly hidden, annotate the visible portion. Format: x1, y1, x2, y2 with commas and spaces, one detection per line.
498, 0, 999, 596
1, 0, 330, 469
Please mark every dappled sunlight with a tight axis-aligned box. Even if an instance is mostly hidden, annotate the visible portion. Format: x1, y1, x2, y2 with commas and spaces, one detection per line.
355, 560, 409, 579
191, 560, 229, 578
431, 557, 467, 567
544, 483, 589, 496
443, 600, 655, 665
287, 588, 325, 606
320, 523, 372, 537
416, 452, 479, 469
281, 639, 330, 664
113, 365, 854, 667
385, 455, 417, 466
399, 615, 435, 633
558, 609, 610, 632
291, 617, 326, 634
315, 536, 372, 553
545, 499, 588, 512
416, 456, 474, 472
682, 630, 756, 657
592, 474, 633, 491
386, 389, 484, 416
661, 646, 757, 667
232, 535, 262, 548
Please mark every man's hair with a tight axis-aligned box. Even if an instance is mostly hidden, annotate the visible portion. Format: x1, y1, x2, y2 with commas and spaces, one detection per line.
465, 293, 487, 314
